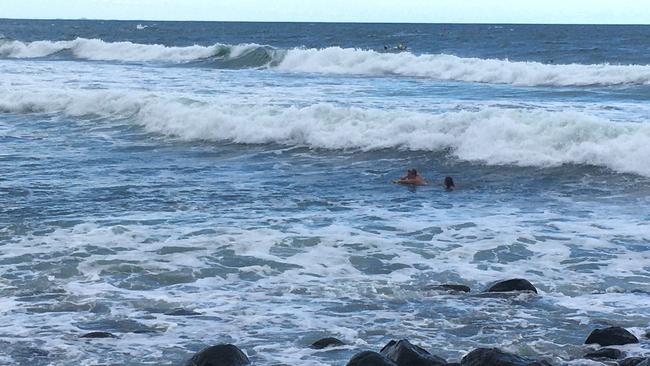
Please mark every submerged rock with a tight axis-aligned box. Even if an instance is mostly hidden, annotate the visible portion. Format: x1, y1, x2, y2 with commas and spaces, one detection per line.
165, 308, 202, 316
187, 344, 250, 366
346, 351, 398, 366
311, 337, 345, 349
485, 279, 537, 293
80, 331, 117, 338
618, 357, 647, 366
424, 284, 471, 293
380, 339, 446, 366
585, 327, 639, 346
461, 348, 551, 366
585, 348, 624, 360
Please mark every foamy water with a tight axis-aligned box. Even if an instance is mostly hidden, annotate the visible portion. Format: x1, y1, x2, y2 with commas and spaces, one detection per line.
1, 21, 650, 366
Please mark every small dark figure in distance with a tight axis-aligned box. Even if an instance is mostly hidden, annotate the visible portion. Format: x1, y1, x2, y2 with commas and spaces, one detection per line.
444, 176, 455, 191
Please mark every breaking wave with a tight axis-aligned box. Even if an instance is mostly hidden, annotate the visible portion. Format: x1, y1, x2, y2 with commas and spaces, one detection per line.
2, 88, 650, 176
2, 38, 650, 86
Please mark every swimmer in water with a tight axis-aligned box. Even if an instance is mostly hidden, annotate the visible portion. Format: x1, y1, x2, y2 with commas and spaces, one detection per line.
444, 176, 455, 191
394, 169, 428, 186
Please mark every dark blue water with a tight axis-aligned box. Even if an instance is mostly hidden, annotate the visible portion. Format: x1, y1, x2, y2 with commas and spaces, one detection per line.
1, 20, 649, 366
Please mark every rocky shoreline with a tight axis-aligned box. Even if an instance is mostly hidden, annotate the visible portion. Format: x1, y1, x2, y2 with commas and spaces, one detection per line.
79, 278, 649, 366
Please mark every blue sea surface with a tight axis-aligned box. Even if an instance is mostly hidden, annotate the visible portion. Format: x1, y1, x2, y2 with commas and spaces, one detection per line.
1, 20, 650, 365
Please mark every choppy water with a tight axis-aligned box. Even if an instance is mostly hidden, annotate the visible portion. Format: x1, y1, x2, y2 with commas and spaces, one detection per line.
1, 20, 650, 365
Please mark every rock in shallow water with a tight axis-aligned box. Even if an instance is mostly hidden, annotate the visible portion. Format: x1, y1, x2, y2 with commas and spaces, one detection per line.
80, 331, 117, 339
585, 327, 639, 346
311, 337, 345, 349
187, 344, 250, 366
165, 308, 202, 316
346, 351, 398, 366
380, 339, 446, 366
618, 357, 647, 366
635, 359, 650, 366
460, 348, 551, 366
585, 348, 624, 360
424, 284, 471, 293
485, 279, 537, 293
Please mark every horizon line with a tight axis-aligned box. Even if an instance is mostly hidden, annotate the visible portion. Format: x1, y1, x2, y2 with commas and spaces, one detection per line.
1, 17, 649, 26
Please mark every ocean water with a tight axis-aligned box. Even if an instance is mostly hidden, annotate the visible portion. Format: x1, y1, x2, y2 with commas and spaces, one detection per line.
1, 19, 650, 365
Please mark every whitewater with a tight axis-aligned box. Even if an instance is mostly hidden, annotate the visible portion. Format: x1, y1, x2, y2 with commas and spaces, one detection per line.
3, 37, 650, 86
1, 20, 649, 366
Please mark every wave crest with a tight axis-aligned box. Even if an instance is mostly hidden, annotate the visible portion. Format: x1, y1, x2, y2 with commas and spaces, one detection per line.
2, 88, 650, 176
2, 38, 650, 86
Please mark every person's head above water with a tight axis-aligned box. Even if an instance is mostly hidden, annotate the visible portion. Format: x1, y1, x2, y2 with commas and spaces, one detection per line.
444, 176, 455, 190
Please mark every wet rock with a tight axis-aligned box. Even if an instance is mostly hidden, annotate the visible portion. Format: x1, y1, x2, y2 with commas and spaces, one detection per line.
585, 327, 639, 346
619, 357, 647, 366
80, 331, 117, 338
311, 337, 345, 349
165, 308, 202, 316
424, 284, 471, 293
76, 318, 163, 334
460, 348, 551, 366
485, 279, 537, 293
635, 359, 650, 366
187, 344, 250, 366
380, 339, 446, 366
585, 348, 624, 360
346, 351, 398, 366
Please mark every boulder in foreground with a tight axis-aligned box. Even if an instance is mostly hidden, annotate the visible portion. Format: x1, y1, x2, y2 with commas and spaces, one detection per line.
585, 327, 638, 346
187, 344, 250, 366
485, 279, 537, 293
380, 339, 446, 366
461, 348, 551, 366
346, 351, 398, 366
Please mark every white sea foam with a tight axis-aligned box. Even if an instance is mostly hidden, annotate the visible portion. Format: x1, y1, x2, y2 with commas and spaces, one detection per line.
2, 38, 650, 86
0, 38, 259, 62
2, 88, 650, 176
278, 47, 650, 86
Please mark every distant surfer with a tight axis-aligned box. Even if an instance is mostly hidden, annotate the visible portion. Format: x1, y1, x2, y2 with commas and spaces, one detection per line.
444, 176, 455, 191
394, 169, 428, 186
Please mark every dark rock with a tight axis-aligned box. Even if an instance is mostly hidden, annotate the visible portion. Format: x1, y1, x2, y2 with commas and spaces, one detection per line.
485, 279, 537, 293
635, 359, 650, 366
380, 339, 446, 366
76, 318, 162, 334
80, 331, 117, 338
585, 327, 639, 346
346, 351, 398, 366
461, 348, 551, 366
311, 337, 345, 349
187, 344, 250, 366
619, 357, 647, 366
585, 348, 624, 360
424, 284, 471, 293
165, 308, 202, 316
445, 364, 461, 366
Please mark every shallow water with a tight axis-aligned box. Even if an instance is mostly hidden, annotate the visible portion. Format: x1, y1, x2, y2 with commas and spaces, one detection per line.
1, 20, 650, 365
